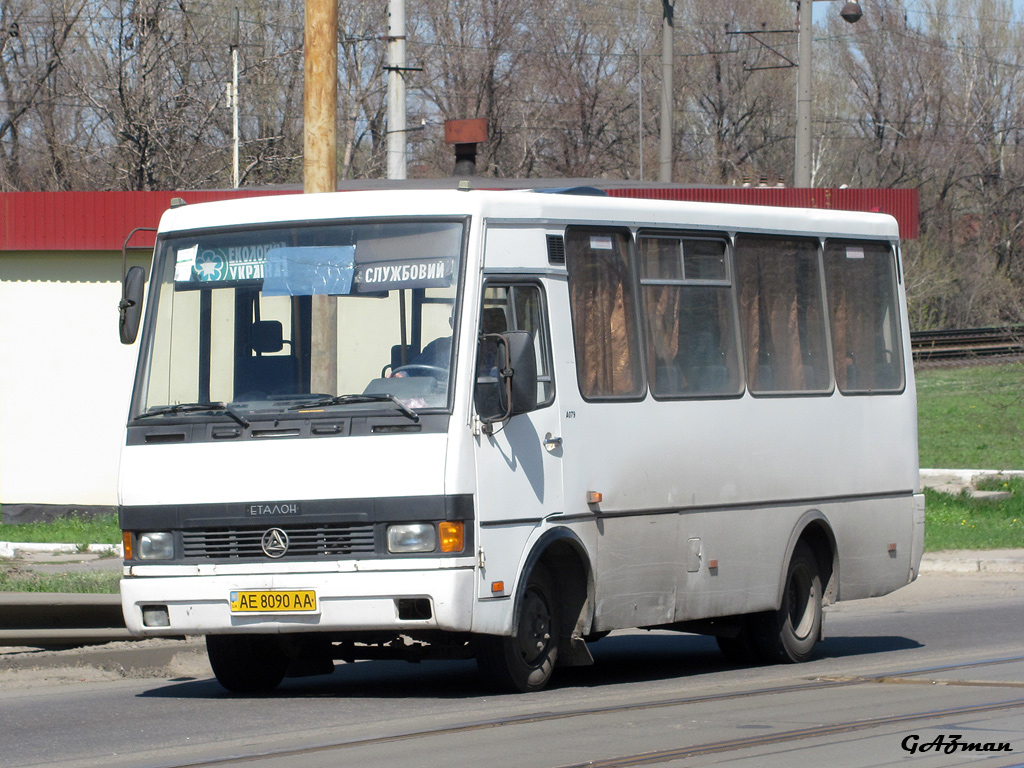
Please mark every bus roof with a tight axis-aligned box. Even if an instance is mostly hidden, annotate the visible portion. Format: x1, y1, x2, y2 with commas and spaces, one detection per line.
157, 188, 902, 242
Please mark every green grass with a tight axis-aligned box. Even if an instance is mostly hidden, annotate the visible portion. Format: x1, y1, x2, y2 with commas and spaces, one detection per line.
923, 478, 1024, 551
916, 362, 1024, 470
0, 567, 120, 594
0, 513, 121, 546
916, 362, 1024, 551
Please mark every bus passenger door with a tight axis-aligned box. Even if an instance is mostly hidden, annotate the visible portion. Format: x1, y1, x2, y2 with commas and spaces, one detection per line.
473, 281, 564, 600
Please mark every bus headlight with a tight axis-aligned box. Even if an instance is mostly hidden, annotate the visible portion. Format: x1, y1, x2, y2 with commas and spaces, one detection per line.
138, 532, 175, 560
387, 524, 437, 553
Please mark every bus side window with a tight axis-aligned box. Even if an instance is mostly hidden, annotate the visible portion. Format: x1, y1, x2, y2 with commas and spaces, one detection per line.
735, 236, 831, 395
564, 229, 644, 400
824, 241, 905, 394
637, 234, 742, 398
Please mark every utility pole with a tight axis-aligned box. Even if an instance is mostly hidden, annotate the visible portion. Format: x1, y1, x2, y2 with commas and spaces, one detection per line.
304, 0, 338, 392
793, 1, 862, 188
386, 0, 407, 180
637, 0, 643, 180
304, 0, 337, 194
659, 0, 674, 182
794, 0, 813, 188
229, 7, 240, 188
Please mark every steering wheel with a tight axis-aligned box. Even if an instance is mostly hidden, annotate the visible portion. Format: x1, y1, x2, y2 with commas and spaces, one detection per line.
391, 364, 447, 379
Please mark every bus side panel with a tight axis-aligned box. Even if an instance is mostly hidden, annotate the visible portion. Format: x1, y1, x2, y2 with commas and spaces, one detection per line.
555, 385, 919, 631
674, 508, 784, 621
591, 512, 679, 629
829, 495, 920, 600
671, 494, 918, 623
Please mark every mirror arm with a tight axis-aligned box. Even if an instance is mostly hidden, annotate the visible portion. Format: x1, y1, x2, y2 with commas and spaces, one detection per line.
121, 226, 157, 301
119, 227, 157, 345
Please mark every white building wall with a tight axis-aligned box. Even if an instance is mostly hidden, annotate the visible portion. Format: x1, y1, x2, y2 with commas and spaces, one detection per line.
0, 251, 147, 514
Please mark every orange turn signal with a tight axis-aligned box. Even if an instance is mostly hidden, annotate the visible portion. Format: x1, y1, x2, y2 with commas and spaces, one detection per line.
122, 531, 133, 561
439, 521, 465, 553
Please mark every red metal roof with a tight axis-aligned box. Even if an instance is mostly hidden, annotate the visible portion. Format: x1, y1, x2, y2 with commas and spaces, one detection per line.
0, 190, 292, 251
607, 186, 918, 239
0, 187, 917, 252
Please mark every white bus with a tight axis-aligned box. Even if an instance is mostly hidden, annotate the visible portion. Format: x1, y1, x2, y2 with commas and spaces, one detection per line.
117, 188, 924, 693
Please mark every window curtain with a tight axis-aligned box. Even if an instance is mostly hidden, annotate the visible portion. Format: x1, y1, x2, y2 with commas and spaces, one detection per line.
566, 231, 642, 398
736, 237, 827, 392
638, 238, 682, 390
825, 242, 902, 391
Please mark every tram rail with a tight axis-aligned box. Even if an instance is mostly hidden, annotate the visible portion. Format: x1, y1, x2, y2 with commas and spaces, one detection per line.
152, 655, 1024, 768
912, 325, 1024, 363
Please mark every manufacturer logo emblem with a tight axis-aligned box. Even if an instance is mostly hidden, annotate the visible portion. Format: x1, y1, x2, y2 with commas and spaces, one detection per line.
261, 528, 290, 558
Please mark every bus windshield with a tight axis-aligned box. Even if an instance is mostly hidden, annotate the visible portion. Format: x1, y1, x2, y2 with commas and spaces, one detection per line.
135, 219, 465, 419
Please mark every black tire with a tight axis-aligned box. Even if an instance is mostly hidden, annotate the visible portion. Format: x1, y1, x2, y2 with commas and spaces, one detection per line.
751, 541, 823, 664
476, 565, 560, 692
206, 634, 289, 693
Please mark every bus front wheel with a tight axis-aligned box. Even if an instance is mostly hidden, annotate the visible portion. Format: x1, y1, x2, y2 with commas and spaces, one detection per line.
476, 564, 560, 692
752, 541, 822, 664
206, 634, 289, 693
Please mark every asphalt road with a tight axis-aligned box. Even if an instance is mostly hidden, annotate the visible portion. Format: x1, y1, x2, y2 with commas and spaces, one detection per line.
2, 569, 1022, 768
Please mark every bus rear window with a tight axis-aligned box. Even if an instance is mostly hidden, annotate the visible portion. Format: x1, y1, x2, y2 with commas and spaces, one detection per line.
824, 241, 905, 393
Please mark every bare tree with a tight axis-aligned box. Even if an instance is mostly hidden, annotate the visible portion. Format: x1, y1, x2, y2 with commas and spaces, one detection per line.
674, 0, 793, 185
411, 0, 531, 176
0, 0, 85, 190
233, 2, 304, 186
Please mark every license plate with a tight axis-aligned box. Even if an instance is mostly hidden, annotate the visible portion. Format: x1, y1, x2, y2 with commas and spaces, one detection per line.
230, 590, 317, 613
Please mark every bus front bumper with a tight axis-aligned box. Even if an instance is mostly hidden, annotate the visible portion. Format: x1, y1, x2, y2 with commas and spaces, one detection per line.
120, 565, 476, 636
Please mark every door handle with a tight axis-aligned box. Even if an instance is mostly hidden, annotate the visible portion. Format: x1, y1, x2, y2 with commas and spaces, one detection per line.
543, 433, 563, 452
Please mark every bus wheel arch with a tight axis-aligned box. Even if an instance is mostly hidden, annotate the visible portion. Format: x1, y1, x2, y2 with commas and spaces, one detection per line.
475, 528, 594, 692
794, 516, 838, 607
533, 531, 595, 668
476, 562, 560, 692
753, 516, 837, 664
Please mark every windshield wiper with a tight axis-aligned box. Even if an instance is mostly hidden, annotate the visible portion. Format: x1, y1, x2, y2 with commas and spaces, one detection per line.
287, 393, 420, 423
137, 402, 250, 428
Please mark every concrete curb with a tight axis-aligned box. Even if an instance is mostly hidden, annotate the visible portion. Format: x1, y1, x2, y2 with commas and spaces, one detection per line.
0, 637, 205, 673
0, 593, 132, 648
0, 541, 122, 559
919, 551, 1024, 575
920, 468, 1024, 486
920, 468, 1024, 499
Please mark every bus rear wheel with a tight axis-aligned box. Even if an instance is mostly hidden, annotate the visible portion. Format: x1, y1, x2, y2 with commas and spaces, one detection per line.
476, 565, 560, 692
751, 541, 822, 664
206, 634, 289, 693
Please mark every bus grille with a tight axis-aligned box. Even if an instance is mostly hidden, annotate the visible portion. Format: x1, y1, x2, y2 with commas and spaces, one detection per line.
181, 524, 376, 559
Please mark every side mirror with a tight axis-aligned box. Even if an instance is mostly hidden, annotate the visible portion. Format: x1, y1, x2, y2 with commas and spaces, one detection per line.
119, 265, 145, 344
119, 226, 156, 345
476, 330, 538, 425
